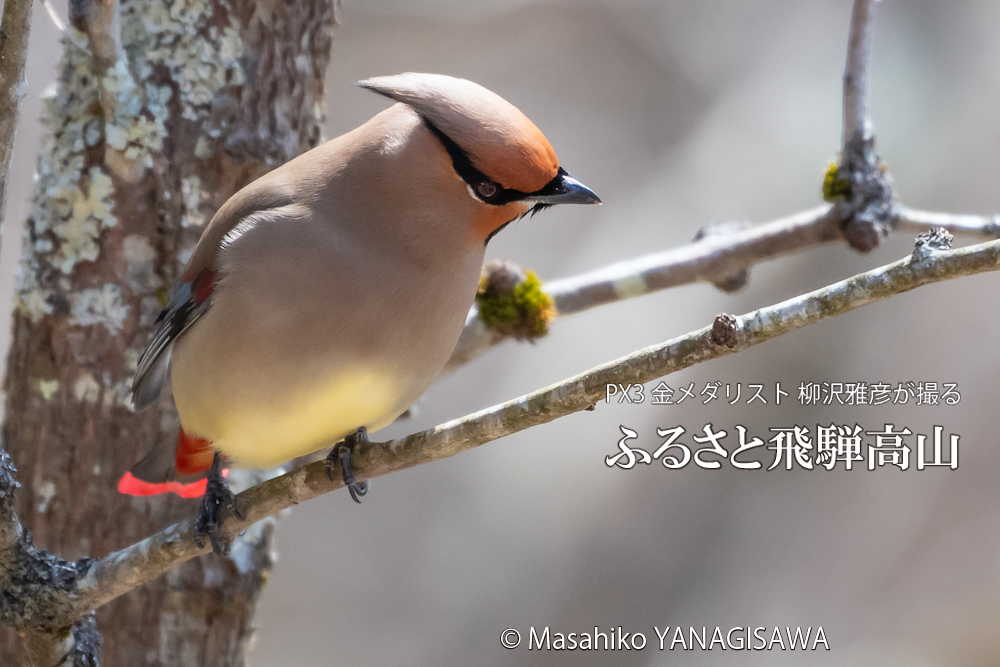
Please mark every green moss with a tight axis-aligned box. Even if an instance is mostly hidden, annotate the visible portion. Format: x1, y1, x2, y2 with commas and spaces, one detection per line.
477, 269, 555, 339
822, 162, 852, 202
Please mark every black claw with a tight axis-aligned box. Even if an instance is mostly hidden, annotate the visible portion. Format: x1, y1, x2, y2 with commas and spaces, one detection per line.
195, 452, 241, 555
325, 427, 371, 503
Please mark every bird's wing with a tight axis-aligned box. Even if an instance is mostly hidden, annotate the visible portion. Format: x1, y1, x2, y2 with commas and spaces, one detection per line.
131, 179, 295, 410
130, 274, 212, 410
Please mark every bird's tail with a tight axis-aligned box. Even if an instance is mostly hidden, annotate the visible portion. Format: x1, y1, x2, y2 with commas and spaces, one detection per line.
118, 429, 218, 498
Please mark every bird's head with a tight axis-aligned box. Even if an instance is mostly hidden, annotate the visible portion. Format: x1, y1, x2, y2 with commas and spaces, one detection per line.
358, 73, 600, 243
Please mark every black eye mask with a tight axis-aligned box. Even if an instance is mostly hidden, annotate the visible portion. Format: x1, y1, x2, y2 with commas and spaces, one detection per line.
421, 116, 566, 208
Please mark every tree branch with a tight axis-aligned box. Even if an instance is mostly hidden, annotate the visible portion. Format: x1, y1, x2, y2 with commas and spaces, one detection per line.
0, 454, 98, 666
0, 0, 34, 244
446, 203, 1000, 373
843, 0, 879, 146
896, 206, 1000, 239
25, 231, 992, 626
838, 0, 895, 252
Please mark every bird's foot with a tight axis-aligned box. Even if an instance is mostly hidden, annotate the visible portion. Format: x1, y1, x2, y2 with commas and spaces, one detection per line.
195, 452, 244, 555
326, 426, 370, 503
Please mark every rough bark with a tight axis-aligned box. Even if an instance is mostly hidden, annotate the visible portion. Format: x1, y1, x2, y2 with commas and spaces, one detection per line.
0, 0, 336, 664
0, 0, 35, 253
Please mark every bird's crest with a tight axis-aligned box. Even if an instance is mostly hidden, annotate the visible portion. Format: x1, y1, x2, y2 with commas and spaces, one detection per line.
358, 73, 559, 194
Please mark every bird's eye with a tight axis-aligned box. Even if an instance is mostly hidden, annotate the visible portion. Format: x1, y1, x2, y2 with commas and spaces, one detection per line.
474, 181, 499, 200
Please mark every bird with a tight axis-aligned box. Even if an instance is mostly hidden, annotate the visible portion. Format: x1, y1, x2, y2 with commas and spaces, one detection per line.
121, 72, 601, 554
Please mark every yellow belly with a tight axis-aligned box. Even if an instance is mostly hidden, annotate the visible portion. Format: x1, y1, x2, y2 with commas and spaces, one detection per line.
175, 366, 405, 469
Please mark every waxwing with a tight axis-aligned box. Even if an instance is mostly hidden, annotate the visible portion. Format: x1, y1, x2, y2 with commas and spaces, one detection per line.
122, 73, 601, 553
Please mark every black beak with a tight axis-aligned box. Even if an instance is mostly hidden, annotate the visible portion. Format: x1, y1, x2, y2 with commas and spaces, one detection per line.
527, 169, 602, 206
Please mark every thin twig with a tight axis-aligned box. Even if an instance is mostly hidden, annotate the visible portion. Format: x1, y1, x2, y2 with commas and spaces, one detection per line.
547, 207, 837, 314
838, 0, 895, 253
45, 235, 1000, 625
544, 205, 1000, 315
0, 0, 35, 253
843, 0, 879, 146
896, 206, 1000, 239
448, 205, 837, 371
446, 204, 1000, 372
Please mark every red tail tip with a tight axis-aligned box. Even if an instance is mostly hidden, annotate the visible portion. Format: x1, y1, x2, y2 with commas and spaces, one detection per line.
117, 471, 208, 499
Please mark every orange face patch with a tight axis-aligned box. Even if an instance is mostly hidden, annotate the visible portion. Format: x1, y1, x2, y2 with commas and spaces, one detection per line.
469, 130, 559, 194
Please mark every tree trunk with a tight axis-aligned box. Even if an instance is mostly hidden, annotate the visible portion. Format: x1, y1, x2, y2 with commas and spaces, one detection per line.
0, 0, 336, 663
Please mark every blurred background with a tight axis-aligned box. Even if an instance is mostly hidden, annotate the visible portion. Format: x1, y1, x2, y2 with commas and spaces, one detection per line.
5, 0, 1000, 665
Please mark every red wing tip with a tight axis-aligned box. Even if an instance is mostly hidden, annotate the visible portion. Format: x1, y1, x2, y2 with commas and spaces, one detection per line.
117, 471, 207, 499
